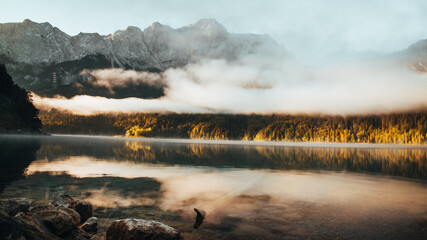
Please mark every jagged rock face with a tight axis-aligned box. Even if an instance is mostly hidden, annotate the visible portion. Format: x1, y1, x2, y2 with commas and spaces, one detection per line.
0, 19, 67, 64
0, 18, 282, 87
0, 18, 283, 94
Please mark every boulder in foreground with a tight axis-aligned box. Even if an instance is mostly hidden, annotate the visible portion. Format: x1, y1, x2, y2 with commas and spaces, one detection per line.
30, 205, 81, 236
81, 216, 98, 234
0, 211, 59, 240
51, 194, 93, 223
107, 219, 183, 240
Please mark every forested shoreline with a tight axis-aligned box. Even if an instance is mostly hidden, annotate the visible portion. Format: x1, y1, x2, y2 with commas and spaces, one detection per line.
0, 64, 41, 133
40, 111, 427, 144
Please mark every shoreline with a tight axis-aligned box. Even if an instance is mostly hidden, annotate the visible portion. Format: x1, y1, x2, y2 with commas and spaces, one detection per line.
2, 133, 427, 149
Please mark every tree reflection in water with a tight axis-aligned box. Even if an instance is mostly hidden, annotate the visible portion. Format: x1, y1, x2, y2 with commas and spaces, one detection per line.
1, 135, 427, 239
36, 137, 427, 179
0, 135, 40, 194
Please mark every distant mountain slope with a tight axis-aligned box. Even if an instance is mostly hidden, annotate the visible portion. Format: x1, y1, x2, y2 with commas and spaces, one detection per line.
0, 64, 41, 133
397, 39, 427, 73
0, 19, 283, 94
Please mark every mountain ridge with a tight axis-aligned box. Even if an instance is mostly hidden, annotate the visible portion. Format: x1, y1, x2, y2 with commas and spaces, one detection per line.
1, 18, 426, 99
0, 18, 283, 92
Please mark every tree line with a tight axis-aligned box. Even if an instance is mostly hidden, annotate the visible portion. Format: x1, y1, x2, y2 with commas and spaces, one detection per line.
0, 63, 41, 133
39, 111, 427, 144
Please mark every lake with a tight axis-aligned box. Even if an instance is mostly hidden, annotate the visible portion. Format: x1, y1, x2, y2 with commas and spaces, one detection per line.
1, 134, 426, 239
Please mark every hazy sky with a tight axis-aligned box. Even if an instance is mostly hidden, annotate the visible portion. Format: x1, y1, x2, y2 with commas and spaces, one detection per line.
1, 0, 427, 64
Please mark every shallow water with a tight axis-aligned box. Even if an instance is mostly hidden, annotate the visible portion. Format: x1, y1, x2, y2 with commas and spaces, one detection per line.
1, 134, 426, 239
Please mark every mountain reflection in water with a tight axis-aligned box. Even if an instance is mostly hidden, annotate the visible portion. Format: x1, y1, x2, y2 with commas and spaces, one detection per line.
1, 135, 427, 239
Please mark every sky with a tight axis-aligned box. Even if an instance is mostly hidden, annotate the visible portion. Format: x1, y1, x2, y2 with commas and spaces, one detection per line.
1, 0, 427, 64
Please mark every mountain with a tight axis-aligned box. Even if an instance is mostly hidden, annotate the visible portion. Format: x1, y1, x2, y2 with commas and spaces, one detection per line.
397, 39, 427, 73
0, 19, 283, 95
0, 64, 41, 133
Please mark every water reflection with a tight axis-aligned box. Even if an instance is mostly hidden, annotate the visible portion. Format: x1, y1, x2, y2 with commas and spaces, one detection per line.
19, 156, 427, 239
1, 135, 427, 239
0, 135, 40, 193
34, 136, 427, 178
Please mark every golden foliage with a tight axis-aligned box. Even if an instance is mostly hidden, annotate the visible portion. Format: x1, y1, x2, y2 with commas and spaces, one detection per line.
40, 111, 427, 144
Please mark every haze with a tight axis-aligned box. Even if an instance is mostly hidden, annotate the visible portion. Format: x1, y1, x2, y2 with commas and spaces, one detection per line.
1, 0, 427, 64
2, 0, 427, 115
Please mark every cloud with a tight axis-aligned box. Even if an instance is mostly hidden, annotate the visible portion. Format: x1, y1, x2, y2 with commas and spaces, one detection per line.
33, 94, 210, 115
33, 53, 427, 116
82, 68, 164, 93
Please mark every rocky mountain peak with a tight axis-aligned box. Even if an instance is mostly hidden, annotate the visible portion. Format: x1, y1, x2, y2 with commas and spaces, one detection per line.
126, 26, 142, 32
192, 18, 227, 32
22, 19, 35, 25
21, 19, 53, 31
408, 39, 427, 52
179, 18, 227, 36
147, 22, 167, 31
0, 18, 285, 88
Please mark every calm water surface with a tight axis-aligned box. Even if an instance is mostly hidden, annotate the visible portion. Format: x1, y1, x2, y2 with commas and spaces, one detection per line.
1, 134, 426, 239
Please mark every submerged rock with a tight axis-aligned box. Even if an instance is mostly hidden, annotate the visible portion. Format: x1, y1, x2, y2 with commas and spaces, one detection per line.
81, 216, 98, 234
0, 198, 31, 216
193, 208, 206, 229
30, 205, 81, 236
106, 219, 183, 240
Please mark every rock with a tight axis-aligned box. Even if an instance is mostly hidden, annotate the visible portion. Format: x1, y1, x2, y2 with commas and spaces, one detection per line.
62, 228, 94, 240
72, 200, 94, 223
81, 217, 98, 234
51, 194, 75, 208
15, 212, 53, 236
106, 219, 183, 240
0, 198, 31, 216
51, 194, 93, 223
30, 205, 81, 236
193, 208, 206, 229
0, 211, 60, 240
0, 19, 283, 91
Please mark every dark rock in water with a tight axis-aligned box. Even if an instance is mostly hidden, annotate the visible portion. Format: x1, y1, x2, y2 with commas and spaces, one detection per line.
30, 205, 81, 236
0, 198, 31, 216
72, 200, 93, 223
51, 194, 75, 208
81, 216, 98, 234
0, 211, 60, 240
51, 194, 94, 223
193, 208, 206, 229
106, 219, 183, 240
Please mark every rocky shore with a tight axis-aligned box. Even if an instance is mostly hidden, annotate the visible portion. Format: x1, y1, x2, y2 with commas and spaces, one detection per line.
0, 195, 183, 240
